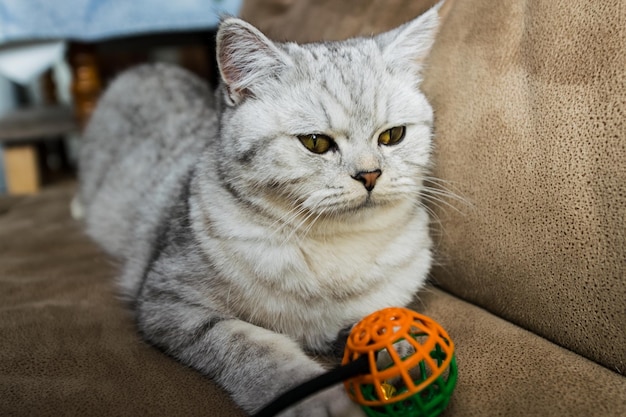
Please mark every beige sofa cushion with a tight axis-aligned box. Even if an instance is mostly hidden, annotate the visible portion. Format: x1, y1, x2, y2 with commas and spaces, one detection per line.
0, 186, 245, 417
2, 185, 624, 417
422, 0, 626, 372
240, 0, 437, 42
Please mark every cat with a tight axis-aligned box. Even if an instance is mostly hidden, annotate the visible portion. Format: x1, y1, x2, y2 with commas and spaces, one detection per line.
78, 5, 440, 417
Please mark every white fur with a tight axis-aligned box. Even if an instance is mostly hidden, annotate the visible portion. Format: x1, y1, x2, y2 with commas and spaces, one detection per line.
193, 4, 440, 353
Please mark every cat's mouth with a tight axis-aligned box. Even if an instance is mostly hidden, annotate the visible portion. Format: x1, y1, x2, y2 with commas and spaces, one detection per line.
314, 193, 393, 216
361, 195, 383, 209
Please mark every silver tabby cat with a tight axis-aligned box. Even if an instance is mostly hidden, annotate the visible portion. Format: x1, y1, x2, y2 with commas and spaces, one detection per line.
78, 6, 439, 417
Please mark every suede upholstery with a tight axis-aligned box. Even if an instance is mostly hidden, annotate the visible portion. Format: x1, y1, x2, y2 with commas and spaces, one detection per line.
0, 185, 245, 417
2, 0, 625, 416
421, 0, 626, 374
2, 186, 625, 416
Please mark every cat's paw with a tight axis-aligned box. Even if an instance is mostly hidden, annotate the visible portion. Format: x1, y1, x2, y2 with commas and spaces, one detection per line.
278, 385, 365, 417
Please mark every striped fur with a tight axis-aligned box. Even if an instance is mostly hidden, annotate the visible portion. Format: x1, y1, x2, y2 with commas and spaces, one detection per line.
79, 8, 439, 417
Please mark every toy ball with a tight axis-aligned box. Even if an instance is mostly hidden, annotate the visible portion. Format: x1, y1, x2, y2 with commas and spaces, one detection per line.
342, 307, 458, 417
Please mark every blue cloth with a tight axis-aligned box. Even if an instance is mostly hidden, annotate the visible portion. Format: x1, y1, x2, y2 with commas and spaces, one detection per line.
0, 0, 242, 43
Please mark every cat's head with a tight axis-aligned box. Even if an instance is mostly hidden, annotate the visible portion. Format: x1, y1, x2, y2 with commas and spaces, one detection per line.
213, 8, 440, 227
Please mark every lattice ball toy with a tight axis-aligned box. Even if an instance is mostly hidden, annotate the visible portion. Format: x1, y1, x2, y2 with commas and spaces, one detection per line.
342, 307, 458, 417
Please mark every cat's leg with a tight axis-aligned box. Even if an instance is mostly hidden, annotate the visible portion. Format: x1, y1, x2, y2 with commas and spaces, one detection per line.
136, 287, 364, 417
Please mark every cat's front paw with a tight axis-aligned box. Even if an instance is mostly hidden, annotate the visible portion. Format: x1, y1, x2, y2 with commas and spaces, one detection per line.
278, 385, 365, 417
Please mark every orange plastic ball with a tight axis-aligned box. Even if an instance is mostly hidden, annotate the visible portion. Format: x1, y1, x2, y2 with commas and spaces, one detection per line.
342, 307, 456, 414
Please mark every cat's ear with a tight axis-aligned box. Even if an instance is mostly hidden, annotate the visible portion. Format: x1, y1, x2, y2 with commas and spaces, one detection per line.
376, 3, 441, 76
216, 18, 292, 106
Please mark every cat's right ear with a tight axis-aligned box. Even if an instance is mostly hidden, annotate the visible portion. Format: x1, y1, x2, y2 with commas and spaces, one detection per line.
375, 3, 441, 77
216, 18, 292, 106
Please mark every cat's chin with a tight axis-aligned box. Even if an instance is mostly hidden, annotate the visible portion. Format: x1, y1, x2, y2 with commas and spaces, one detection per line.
305, 195, 412, 228
344, 196, 389, 213
318, 194, 406, 215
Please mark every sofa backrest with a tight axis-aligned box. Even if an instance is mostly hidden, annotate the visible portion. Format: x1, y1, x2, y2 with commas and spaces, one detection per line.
421, 0, 626, 372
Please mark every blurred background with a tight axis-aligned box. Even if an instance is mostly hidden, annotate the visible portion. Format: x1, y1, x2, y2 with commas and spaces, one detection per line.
0, 0, 242, 195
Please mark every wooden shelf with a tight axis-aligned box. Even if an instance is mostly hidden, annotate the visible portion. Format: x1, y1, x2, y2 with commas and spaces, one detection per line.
0, 106, 77, 144
0, 106, 77, 195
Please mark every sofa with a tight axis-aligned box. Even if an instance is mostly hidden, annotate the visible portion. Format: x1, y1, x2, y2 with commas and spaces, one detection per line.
2, 0, 625, 416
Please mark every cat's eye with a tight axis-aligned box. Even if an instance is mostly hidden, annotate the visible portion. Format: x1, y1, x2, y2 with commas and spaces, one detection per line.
298, 134, 335, 154
378, 126, 406, 146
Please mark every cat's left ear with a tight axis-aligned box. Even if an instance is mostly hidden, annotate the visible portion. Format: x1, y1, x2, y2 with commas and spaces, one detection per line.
376, 2, 441, 75
216, 18, 292, 106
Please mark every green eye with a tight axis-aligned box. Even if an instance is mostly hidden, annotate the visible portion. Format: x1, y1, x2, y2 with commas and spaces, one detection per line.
298, 134, 335, 154
378, 126, 406, 146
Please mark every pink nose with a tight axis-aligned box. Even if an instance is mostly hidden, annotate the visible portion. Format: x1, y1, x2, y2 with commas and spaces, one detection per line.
352, 169, 382, 192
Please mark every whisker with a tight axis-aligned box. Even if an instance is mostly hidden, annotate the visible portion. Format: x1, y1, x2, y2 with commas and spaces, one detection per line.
267, 204, 308, 241
278, 200, 324, 246
417, 200, 455, 248
422, 175, 459, 186
423, 186, 472, 206
421, 193, 468, 216
300, 207, 327, 241
422, 177, 471, 204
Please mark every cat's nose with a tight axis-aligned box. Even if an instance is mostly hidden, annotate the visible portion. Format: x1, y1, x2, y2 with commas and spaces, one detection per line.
352, 169, 382, 192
